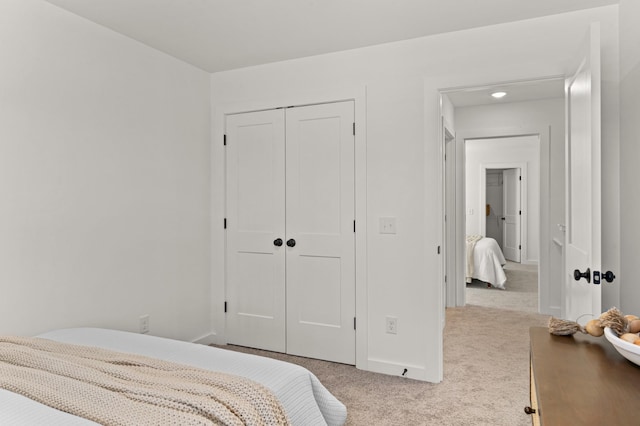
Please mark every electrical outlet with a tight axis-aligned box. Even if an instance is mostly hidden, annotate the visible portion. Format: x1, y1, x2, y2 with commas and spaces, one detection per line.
139, 314, 150, 334
386, 316, 397, 334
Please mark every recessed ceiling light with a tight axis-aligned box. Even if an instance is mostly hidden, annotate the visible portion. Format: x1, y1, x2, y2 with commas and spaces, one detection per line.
491, 91, 507, 99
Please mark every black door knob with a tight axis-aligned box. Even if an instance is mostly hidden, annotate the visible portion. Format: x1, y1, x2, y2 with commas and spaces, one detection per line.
603, 271, 616, 283
574, 268, 591, 283
286, 238, 296, 247
273, 238, 283, 247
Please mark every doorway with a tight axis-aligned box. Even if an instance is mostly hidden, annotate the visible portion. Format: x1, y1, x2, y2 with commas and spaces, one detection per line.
485, 167, 522, 263
441, 78, 565, 316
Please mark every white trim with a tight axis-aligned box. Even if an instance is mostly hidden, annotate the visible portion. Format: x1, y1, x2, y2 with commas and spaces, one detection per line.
192, 333, 218, 345
211, 85, 369, 370
366, 358, 426, 381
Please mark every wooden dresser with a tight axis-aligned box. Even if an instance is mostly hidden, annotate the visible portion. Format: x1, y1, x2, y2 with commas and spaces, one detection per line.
527, 327, 640, 425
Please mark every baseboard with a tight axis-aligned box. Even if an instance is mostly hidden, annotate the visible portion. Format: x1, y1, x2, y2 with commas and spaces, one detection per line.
191, 332, 217, 345
366, 358, 434, 382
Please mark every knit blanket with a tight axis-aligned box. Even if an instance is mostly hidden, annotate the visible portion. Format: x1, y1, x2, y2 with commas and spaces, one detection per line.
0, 336, 290, 426
465, 234, 483, 283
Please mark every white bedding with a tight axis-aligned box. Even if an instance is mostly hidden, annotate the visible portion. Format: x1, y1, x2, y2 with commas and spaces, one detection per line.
466, 237, 507, 289
0, 327, 347, 426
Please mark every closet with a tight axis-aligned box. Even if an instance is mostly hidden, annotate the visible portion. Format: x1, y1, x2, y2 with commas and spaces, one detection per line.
225, 101, 355, 364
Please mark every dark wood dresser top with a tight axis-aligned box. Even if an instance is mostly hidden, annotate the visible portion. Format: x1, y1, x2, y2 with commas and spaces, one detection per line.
530, 326, 640, 425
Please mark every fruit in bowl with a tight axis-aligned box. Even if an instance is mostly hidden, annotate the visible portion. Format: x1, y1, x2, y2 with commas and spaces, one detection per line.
604, 327, 640, 367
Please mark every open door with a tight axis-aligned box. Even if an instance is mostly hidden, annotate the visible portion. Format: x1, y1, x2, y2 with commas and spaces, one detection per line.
502, 168, 521, 262
564, 23, 609, 320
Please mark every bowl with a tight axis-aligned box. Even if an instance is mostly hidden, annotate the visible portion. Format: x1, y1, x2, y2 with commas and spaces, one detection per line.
604, 327, 640, 366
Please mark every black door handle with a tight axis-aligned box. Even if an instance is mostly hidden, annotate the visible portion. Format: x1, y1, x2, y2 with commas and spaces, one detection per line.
574, 268, 591, 283
273, 238, 283, 247
602, 271, 616, 283
286, 238, 296, 247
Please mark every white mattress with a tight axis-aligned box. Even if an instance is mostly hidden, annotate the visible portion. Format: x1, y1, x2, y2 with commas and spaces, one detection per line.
0, 328, 347, 426
470, 237, 507, 289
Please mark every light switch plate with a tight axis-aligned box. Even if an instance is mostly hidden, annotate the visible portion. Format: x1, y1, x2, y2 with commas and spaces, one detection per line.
380, 217, 396, 234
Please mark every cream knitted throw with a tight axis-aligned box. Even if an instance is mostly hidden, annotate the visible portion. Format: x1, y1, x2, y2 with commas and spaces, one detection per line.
0, 336, 290, 425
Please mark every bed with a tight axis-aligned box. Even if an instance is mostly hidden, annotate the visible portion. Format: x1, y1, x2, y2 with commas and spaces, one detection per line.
465, 235, 507, 289
0, 327, 347, 426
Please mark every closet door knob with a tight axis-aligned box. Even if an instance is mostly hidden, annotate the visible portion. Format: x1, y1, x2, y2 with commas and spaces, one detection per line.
273, 238, 283, 247
286, 238, 296, 247
602, 271, 616, 283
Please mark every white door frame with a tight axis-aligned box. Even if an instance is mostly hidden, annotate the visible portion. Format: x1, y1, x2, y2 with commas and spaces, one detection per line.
442, 121, 553, 314
212, 85, 368, 369
443, 122, 457, 309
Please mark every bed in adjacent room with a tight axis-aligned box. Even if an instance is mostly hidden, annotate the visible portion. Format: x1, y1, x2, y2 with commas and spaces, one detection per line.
466, 235, 507, 289
0, 327, 347, 426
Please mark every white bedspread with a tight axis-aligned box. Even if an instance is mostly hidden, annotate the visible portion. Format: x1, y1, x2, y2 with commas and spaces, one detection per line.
0, 328, 347, 426
466, 237, 507, 289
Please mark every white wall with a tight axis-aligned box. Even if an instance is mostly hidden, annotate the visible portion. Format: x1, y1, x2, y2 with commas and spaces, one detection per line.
456, 98, 565, 315
210, 6, 619, 382
465, 136, 540, 263
619, 0, 640, 315
0, 0, 212, 341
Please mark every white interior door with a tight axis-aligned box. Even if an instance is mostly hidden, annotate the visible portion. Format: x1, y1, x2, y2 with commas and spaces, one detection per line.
502, 168, 521, 262
285, 101, 356, 365
225, 109, 286, 352
564, 23, 602, 320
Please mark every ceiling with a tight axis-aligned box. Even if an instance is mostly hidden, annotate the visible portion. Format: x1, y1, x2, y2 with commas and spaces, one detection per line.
445, 78, 565, 108
46, 0, 617, 73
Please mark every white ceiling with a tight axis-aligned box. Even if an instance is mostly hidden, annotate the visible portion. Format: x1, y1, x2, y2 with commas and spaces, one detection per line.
46, 0, 617, 73
445, 78, 566, 108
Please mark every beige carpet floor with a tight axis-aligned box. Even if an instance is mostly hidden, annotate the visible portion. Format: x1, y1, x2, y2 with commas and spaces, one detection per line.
466, 261, 538, 313
217, 265, 549, 425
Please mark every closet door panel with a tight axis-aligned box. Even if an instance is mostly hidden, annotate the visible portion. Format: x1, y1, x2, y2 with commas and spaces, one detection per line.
285, 101, 356, 364
225, 109, 286, 352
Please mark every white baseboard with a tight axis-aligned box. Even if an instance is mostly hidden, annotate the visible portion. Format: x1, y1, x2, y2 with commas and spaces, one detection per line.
366, 358, 433, 382
192, 332, 217, 345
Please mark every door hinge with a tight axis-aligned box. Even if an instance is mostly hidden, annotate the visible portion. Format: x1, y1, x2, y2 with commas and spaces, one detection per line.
224, 134, 227, 146
224, 301, 227, 313
437, 245, 441, 254
445, 275, 447, 283
353, 220, 356, 232
224, 218, 227, 229
519, 175, 522, 181
353, 122, 356, 136
519, 210, 522, 215
519, 245, 521, 250
354, 317, 357, 330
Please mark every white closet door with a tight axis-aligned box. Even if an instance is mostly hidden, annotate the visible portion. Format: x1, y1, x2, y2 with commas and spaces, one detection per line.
225, 109, 286, 352
285, 101, 356, 364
